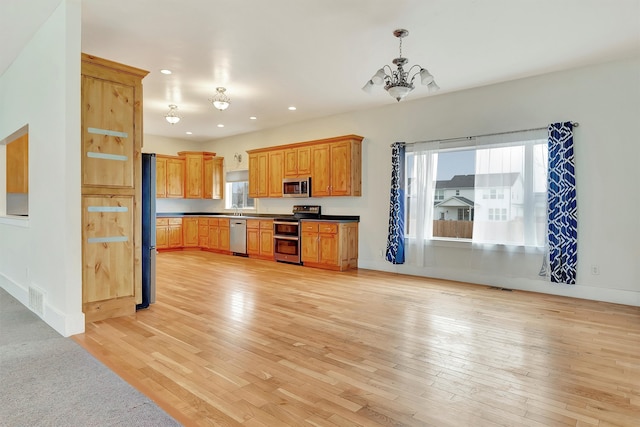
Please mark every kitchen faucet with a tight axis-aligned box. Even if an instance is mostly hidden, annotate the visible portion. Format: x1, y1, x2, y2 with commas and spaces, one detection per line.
232, 204, 241, 216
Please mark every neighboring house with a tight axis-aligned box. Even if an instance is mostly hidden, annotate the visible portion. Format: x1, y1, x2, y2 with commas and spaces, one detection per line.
434, 172, 524, 222
473, 172, 523, 222
434, 174, 475, 221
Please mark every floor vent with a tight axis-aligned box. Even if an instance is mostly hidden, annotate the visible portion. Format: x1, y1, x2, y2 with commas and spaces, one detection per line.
29, 286, 45, 317
488, 286, 513, 292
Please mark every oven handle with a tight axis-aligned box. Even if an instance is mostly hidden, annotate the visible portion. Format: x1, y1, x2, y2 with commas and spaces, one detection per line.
273, 235, 299, 241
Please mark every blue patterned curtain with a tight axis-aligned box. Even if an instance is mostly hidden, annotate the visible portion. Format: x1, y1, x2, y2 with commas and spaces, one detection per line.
386, 142, 406, 264
547, 122, 577, 284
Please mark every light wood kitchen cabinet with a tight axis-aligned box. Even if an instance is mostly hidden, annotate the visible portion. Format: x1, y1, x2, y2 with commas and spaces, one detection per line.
156, 218, 169, 249
181, 152, 204, 198
182, 217, 199, 248
310, 144, 331, 197
247, 219, 274, 259
155, 156, 167, 198
157, 217, 183, 250
6, 133, 28, 193
219, 219, 230, 252
178, 151, 219, 199
198, 218, 209, 248
248, 135, 362, 198
167, 158, 185, 198
155, 155, 185, 198
168, 218, 183, 248
284, 146, 311, 177
248, 152, 268, 198
208, 218, 230, 252
268, 150, 284, 197
311, 138, 362, 197
301, 221, 358, 271
81, 53, 148, 323
204, 156, 224, 199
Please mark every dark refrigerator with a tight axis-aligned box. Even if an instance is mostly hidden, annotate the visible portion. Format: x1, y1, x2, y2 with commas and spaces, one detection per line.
137, 153, 156, 310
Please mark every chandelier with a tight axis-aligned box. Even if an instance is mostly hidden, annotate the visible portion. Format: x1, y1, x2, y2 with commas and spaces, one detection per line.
209, 87, 230, 111
164, 104, 181, 124
362, 29, 439, 102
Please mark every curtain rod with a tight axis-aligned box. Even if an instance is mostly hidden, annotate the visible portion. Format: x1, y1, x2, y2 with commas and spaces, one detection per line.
391, 122, 579, 147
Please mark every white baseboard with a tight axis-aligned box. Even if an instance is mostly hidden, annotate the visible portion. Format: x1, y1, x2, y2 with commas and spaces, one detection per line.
358, 259, 640, 307
0, 273, 85, 337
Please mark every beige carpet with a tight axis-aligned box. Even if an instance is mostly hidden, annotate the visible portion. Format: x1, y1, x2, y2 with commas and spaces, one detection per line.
0, 287, 181, 426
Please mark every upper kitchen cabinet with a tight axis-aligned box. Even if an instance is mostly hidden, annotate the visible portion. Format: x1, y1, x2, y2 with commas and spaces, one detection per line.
156, 154, 185, 198
181, 151, 205, 198
155, 156, 167, 198
312, 137, 362, 197
268, 150, 284, 197
203, 155, 224, 200
248, 135, 363, 198
284, 146, 311, 177
248, 152, 268, 198
179, 151, 216, 199
81, 53, 148, 323
155, 151, 222, 200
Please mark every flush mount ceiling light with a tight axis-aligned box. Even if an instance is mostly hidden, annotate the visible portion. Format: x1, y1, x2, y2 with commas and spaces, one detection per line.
164, 104, 181, 124
209, 87, 230, 111
362, 29, 439, 102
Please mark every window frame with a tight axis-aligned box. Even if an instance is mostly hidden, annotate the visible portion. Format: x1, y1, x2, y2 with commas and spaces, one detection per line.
404, 131, 548, 248
224, 181, 256, 211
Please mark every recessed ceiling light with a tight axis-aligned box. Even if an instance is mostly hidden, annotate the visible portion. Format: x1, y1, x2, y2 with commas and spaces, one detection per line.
249, 116, 257, 120
160, 69, 172, 75
288, 106, 297, 111
217, 124, 224, 128
186, 131, 193, 135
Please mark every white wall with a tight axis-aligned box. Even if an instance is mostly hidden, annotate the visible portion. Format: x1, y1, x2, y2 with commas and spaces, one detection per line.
197, 57, 640, 306
142, 134, 205, 155
0, 0, 83, 336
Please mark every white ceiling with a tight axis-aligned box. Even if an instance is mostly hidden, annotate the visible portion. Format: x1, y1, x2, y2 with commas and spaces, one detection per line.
3, 0, 640, 142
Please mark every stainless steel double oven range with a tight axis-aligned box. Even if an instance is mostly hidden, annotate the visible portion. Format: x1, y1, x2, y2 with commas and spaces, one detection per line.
273, 205, 321, 264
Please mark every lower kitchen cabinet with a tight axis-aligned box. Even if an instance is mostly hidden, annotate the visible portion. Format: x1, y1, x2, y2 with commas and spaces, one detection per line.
156, 218, 169, 249
156, 216, 358, 271
183, 217, 199, 248
198, 218, 209, 248
208, 218, 230, 252
156, 218, 183, 250
301, 221, 358, 271
168, 218, 183, 248
219, 219, 230, 252
247, 219, 274, 259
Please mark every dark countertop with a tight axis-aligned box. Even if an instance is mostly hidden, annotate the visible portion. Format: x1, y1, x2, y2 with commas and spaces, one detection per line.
156, 212, 359, 222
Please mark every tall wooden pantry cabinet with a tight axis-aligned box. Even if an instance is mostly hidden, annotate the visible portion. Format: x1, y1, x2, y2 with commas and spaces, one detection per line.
80, 54, 148, 322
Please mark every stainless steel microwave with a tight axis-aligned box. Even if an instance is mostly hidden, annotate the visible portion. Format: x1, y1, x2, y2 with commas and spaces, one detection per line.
282, 177, 311, 198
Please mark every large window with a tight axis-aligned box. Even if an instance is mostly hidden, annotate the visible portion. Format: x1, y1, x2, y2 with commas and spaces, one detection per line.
405, 129, 547, 247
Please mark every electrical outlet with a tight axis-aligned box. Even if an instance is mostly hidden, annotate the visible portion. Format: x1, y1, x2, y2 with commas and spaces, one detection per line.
591, 265, 600, 275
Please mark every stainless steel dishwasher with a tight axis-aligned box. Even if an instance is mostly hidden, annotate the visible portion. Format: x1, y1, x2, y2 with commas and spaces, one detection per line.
229, 219, 247, 255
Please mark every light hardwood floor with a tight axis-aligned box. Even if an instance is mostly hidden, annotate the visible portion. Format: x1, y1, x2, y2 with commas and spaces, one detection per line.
73, 251, 640, 426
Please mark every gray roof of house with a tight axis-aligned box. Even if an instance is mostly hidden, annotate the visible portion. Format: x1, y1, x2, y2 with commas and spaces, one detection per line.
435, 196, 475, 208
436, 173, 520, 189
